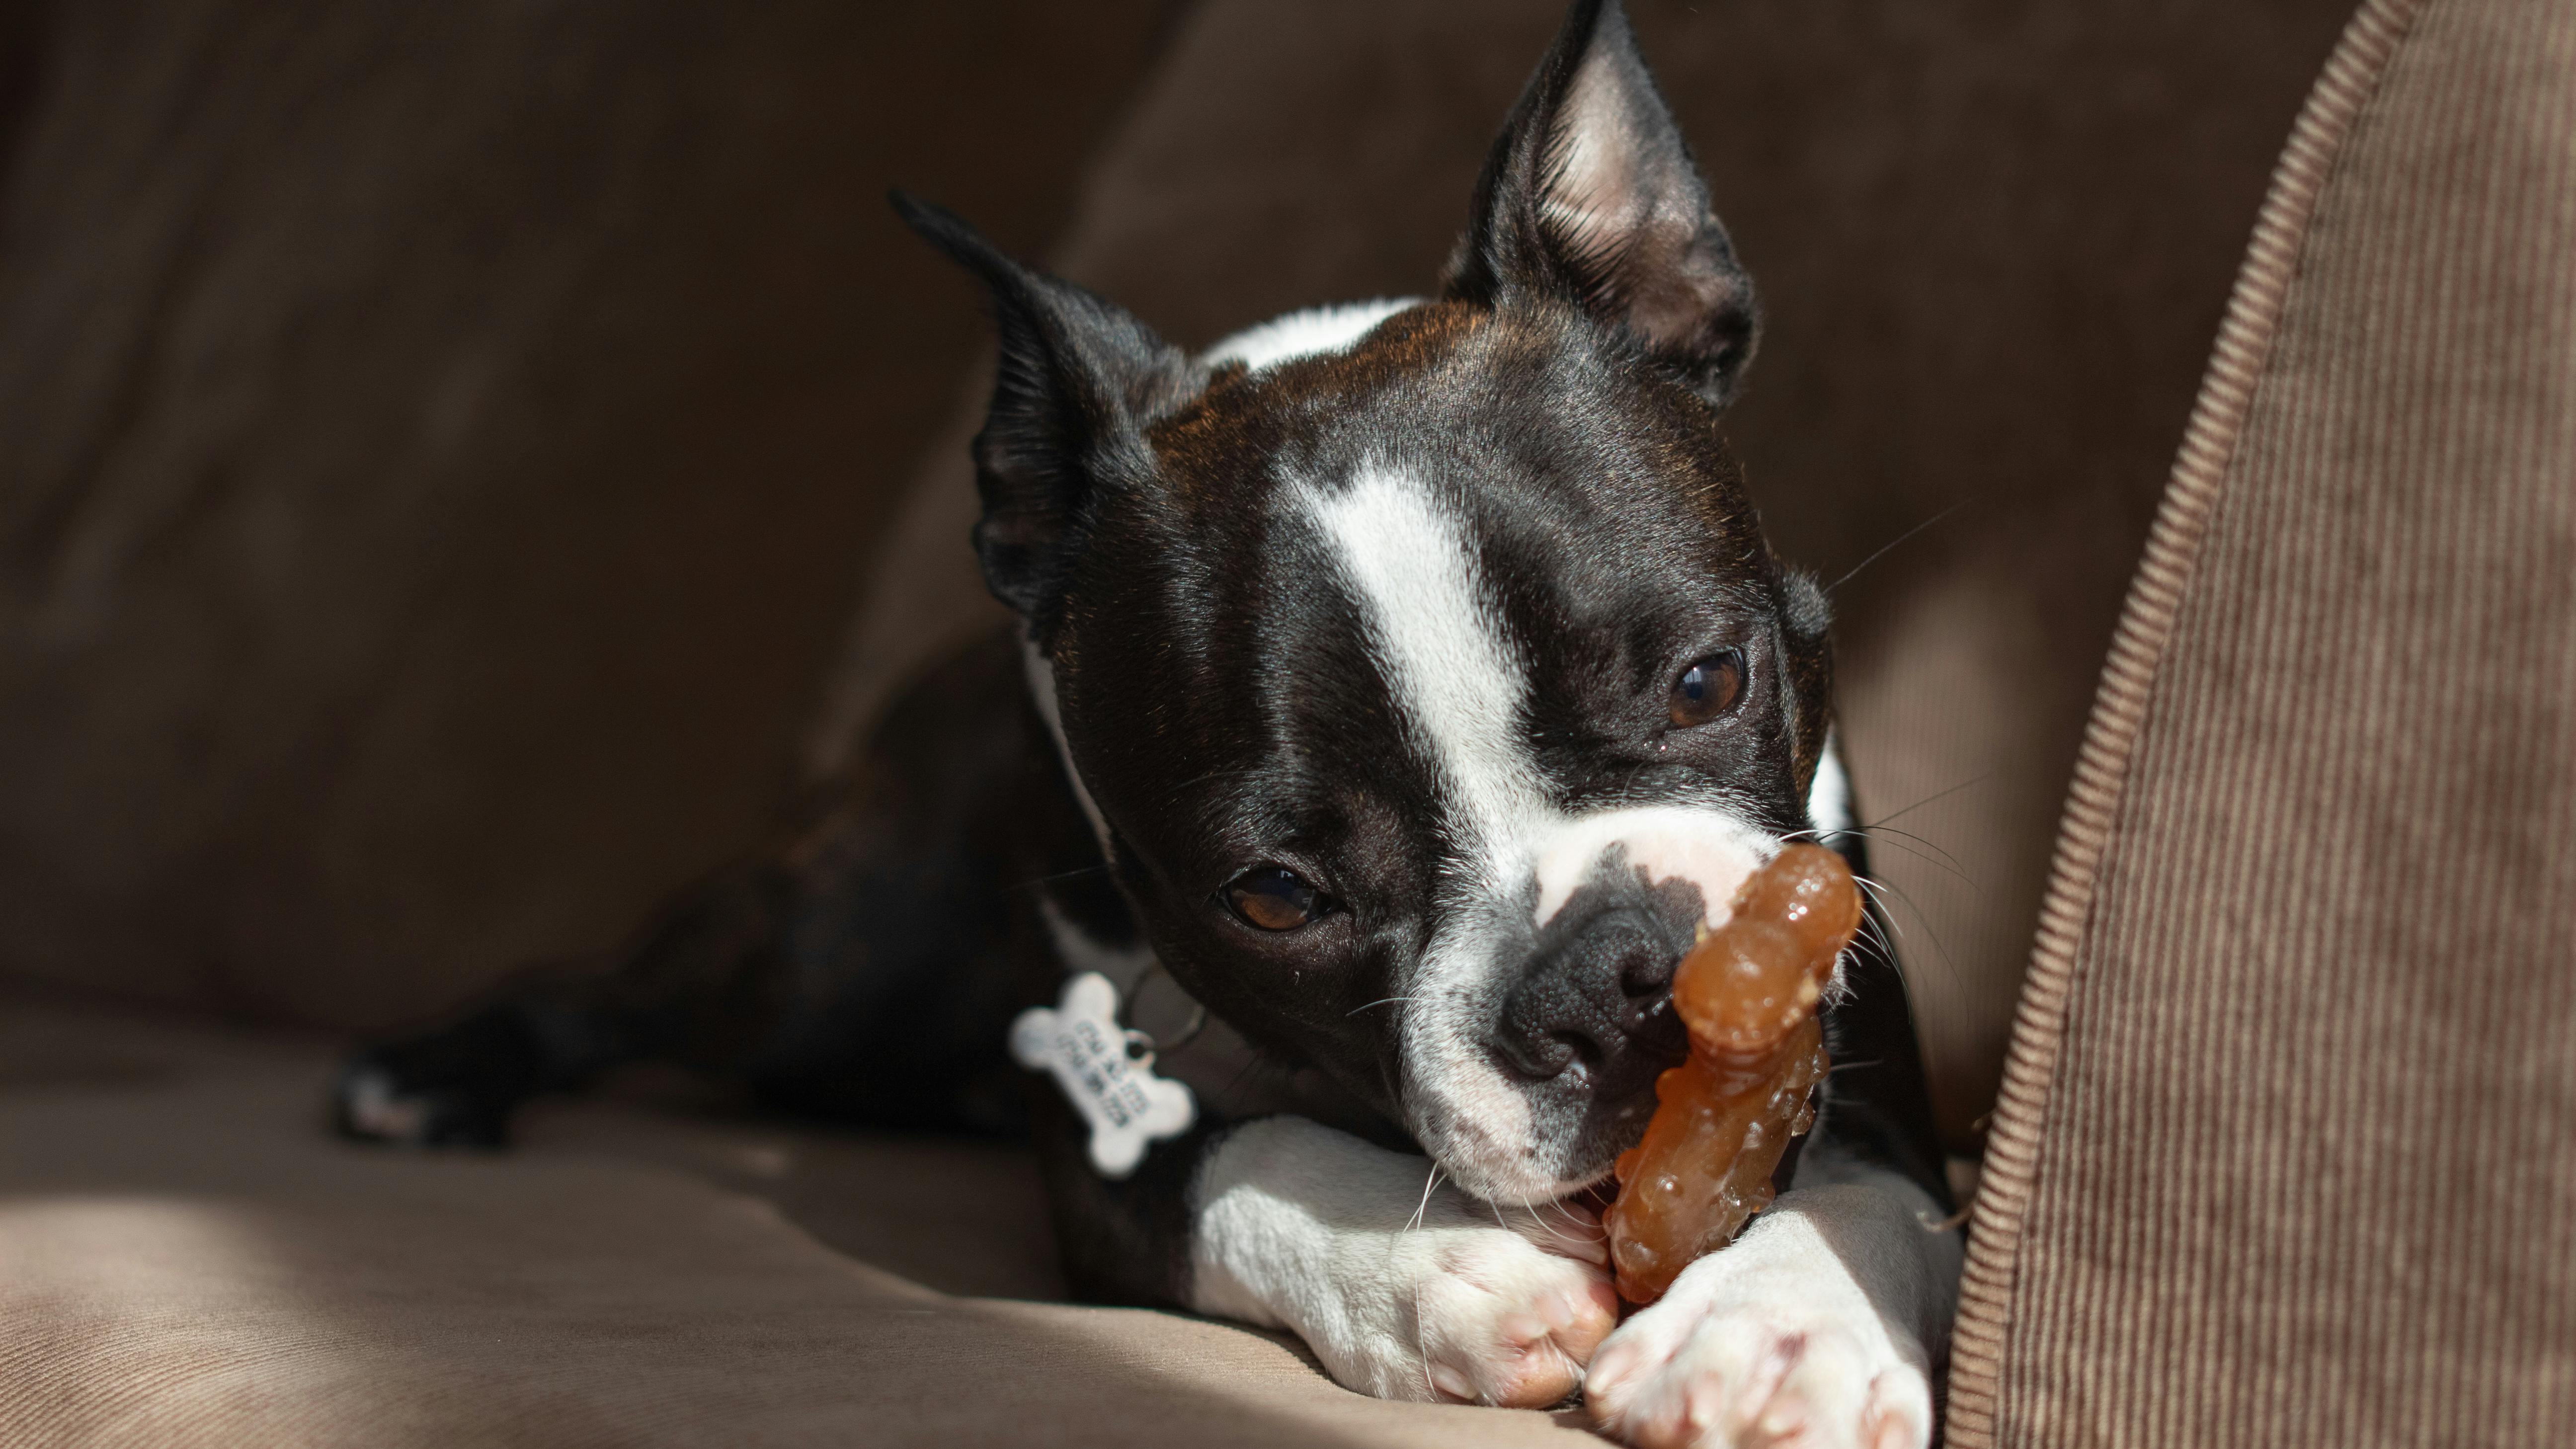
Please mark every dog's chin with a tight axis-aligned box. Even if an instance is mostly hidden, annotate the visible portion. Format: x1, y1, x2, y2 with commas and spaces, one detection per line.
1401, 993, 1674, 1204
1428, 1151, 1600, 1207
1412, 1087, 1657, 1206
1425, 1138, 1617, 1206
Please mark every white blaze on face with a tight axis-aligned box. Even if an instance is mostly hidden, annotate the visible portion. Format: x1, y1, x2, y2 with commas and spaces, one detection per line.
1302, 466, 1798, 1202
1530, 805, 1773, 934
1304, 466, 1557, 1194
1302, 468, 1557, 872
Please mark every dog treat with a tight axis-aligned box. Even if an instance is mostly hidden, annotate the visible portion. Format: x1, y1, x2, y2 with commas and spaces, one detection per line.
1605, 844, 1861, 1304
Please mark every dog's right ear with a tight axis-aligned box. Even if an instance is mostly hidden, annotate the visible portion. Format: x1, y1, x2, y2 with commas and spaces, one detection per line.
1447, 0, 1758, 407
892, 192, 1198, 636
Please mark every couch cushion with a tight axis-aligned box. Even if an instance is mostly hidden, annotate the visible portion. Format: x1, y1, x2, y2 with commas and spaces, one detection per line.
0, 0, 1175, 1033
0, 1002, 1604, 1448
1949, 0, 2576, 1441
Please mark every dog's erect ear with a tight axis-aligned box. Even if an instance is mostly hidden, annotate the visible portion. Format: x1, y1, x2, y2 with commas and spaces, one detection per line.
1446, 0, 1757, 407
892, 192, 1199, 633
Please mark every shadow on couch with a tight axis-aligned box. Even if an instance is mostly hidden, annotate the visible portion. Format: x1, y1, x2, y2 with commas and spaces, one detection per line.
2, 1000, 1601, 1448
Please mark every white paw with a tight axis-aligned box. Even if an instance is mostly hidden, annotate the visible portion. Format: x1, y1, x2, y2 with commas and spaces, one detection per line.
1375, 1191, 1621, 1406
337, 1067, 434, 1142
1585, 1187, 1935, 1449
1190, 1118, 1618, 1408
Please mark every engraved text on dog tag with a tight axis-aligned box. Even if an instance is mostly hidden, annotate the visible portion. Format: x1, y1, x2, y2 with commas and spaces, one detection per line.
1010, 972, 1196, 1178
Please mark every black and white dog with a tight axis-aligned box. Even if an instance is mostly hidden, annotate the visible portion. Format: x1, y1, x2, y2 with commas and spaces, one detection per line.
337, 3, 1961, 1444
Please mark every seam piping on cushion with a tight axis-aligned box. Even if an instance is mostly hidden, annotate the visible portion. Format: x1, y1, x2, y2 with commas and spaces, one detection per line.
1938, 0, 2428, 1441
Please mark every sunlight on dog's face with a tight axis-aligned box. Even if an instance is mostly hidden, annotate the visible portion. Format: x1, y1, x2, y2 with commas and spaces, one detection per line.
1043, 301, 1838, 1203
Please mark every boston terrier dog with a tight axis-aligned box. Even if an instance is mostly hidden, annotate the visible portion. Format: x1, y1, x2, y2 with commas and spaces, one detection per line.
336, 2, 1963, 1443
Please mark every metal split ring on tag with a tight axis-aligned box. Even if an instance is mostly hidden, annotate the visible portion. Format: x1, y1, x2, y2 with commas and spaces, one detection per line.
1119, 959, 1208, 1055
1010, 972, 1196, 1178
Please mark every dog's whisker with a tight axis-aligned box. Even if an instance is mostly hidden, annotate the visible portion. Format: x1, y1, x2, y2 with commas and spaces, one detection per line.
1785, 817, 1978, 887
1861, 772, 1994, 832
1823, 497, 1973, 595
1002, 863, 1114, 893
1406, 1164, 1444, 1234
1839, 825, 1977, 886
1413, 1279, 1439, 1401
1347, 995, 1418, 1017
1852, 873, 1968, 993
1850, 875, 1910, 945
1849, 876, 1916, 966
1854, 819, 1968, 877
1519, 1200, 1584, 1251
1850, 870, 1903, 918
1538, 1195, 1602, 1243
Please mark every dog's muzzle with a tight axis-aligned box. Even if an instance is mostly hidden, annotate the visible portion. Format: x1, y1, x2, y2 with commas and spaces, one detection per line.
1490, 898, 1692, 1104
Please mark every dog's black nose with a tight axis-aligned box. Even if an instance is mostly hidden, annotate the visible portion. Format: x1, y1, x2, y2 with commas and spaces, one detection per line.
1491, 906, 1690, 1099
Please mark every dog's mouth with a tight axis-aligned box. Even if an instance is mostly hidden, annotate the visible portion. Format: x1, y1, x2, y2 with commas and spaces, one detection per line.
1404, 974, 1695, 1204
1403, 809, 1781, 1203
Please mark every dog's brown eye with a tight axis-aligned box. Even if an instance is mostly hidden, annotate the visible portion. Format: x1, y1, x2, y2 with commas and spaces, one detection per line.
1670, 649, 1746, 727
1223, 868, 1322, 931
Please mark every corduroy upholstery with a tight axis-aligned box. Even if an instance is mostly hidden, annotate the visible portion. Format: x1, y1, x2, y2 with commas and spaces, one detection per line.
1950, 0, 2576, 1441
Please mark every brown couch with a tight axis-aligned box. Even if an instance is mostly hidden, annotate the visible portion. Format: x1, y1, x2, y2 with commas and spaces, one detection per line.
5, 0, 2570, 1444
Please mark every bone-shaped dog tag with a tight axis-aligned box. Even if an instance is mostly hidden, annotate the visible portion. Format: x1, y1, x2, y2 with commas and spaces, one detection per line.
1010, 972, 1196, 1178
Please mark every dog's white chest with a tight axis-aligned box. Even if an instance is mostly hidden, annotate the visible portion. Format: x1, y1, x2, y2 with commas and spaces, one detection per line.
1010, 972, 1196, 1178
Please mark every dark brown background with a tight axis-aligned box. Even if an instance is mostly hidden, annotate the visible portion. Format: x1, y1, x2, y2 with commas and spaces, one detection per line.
0, 0, 1184, 1027
0, 0, 2353, 1144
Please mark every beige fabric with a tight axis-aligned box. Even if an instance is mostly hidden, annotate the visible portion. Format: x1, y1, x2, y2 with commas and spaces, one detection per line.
0, 1001, 1604, 1448
807, 0, 2361, 1146
1950, 0, 2576, 1441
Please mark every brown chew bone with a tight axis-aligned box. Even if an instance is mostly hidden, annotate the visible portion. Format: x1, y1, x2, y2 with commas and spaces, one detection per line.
1604, 844, 1863, 1305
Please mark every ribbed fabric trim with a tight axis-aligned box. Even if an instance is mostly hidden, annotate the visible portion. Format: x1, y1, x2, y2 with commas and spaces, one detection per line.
1938, 1, 2426, 1440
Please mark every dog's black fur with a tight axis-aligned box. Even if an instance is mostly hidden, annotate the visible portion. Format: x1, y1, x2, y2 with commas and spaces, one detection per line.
339, 0, 1948, 1325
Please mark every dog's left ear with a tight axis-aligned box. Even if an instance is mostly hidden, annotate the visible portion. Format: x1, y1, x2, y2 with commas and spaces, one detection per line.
892, 191, 1199, 639
1447, 0, 1758, 407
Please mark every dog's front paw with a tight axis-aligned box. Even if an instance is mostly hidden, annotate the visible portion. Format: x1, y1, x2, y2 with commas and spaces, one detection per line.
1190, 1119, 1620, 1408
331, 1007, 553, 1148
1387, 1199, 1621, 1407
1585, 1188, 1934, 1449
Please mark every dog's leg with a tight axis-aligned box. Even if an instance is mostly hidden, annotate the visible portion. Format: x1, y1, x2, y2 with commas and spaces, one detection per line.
332, 860, 805, 1146
1582, 1146, 1961, 1449
335, 627, 1040, 1147
1188, 1115, 1620, 1407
